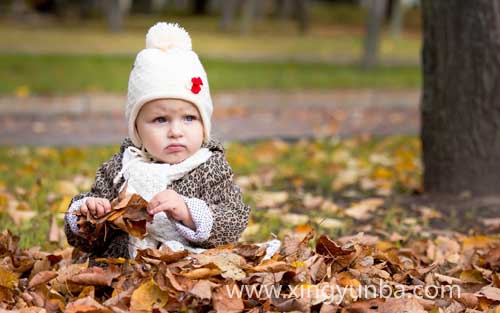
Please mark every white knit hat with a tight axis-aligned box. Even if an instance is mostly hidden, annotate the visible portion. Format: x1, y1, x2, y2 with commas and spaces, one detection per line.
126, 22, 213, 147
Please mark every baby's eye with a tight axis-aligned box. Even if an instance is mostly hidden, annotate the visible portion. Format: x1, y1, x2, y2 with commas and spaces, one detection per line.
184, 115, 197, 122
154, 117, 167, 123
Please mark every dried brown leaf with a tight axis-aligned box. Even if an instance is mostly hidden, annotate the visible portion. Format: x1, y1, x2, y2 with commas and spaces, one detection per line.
477, 286, 500, 301
48, 215, 60, 243
69, 266, 121, 286
251, 260, 294, 273
28, 270, 57, 289
66, 296, 112, 313
194, 251, 247, 281
485, 247, 500, 271
378, 298, 426, 313
189, 279, 218, 300
316, 235, 355, 258
181, 264, 222, 280
212, 282, 244, 313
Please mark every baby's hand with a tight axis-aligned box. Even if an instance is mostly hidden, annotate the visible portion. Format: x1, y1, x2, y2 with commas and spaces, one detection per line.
148, 190, 195, 229
80, 197, 111, 218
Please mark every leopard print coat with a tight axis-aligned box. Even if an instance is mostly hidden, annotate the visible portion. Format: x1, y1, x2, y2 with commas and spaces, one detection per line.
64, 138, 250, 262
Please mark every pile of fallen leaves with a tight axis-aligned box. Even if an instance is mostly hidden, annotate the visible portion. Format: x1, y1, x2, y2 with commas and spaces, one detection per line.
75, 184, 153, 241
0, 227, 499, 312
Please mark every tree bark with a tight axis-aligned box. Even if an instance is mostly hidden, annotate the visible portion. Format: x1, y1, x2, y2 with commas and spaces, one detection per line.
421, 0, 500, 195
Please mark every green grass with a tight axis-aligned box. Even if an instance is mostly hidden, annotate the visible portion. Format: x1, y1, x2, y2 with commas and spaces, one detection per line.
0, 146, 118, 249
0, 54, 420, 95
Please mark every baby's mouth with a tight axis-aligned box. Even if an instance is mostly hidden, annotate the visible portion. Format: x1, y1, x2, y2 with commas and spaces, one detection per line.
165, 144, 186, 152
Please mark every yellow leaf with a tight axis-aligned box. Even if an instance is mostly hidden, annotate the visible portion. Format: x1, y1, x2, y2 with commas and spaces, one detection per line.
0, 267, 18, 289
232, 154, 250, 167
337, 272, 360, 287
488, 305, 500, 313
130, 279, 168, 312
345, 198, 384, 221
291, 261, 306, 268
0, 193, 9, 211
373, 167, 393, 179
376, 241, 395, 252
56, 196, 72, 213
460, 270, 488, 284
462, 236, 500, 250
15, 85, 30, 98
55, 181, 79, 196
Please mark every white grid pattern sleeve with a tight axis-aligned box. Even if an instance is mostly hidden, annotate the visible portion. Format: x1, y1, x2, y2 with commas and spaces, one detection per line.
175, 196, 213, 242
66, 197, 90, 235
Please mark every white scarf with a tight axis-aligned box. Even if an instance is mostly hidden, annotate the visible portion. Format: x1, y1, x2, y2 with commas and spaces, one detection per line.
113, 146, 212, 258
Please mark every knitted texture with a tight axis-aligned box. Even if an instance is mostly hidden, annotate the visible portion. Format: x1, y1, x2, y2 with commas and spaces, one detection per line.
127, 23, 213, 146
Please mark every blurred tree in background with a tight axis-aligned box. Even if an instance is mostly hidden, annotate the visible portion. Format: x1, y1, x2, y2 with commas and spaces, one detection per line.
3, 0, 418, 38
0, 0, 422, 83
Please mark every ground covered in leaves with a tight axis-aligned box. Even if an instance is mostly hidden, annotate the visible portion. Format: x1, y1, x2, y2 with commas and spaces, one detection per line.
0, 228, 499, 312
0, 136, 499, 311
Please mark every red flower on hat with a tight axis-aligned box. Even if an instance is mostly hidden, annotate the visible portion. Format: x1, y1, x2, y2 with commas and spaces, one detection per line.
191, 77, 203, 94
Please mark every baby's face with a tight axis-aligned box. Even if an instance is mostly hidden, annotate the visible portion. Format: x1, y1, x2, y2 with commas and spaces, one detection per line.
136, 98, 204, 164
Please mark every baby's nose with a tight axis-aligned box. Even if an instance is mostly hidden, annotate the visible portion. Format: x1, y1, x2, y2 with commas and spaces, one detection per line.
168, 122, 183, 137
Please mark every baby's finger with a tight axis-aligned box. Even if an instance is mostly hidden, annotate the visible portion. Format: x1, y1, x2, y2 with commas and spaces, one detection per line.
80, 202, 89, 215
148, 202, 172, 215
96, 203, 105, 217
148, 197, 160, 209
86, 199, 97, 216
147, 200, 161, 213
102, 200, 111, 214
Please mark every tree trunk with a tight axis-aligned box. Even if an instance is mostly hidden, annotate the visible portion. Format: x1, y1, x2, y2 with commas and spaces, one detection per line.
240, 0, 256, 35
276, 0, 294, 20
389, 0, 403, 38
219, 0, 239, 32
107, 0, 123, 32
131, 0, 153, 13
294, 0, 309, 34
361, 0, 387, 69
192, 0, 208, 15
421, 0, 500, 195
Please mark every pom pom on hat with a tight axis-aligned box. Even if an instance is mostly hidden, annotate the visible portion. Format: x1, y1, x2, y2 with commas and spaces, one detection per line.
146, 22, 192, 52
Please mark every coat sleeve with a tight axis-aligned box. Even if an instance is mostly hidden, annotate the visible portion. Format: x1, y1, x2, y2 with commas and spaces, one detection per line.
194, 153, 251, 249
63, 151, 125, 253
